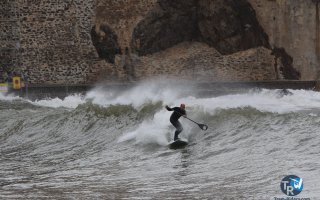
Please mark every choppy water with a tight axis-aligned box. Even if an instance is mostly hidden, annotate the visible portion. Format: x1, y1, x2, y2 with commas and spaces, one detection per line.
1, 81, 320, 199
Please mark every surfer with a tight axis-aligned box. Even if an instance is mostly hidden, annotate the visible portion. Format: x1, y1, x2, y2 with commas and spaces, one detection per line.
165, 104, 186, 141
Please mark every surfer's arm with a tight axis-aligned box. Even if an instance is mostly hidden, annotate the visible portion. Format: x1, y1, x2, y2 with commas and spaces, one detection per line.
182, 112, 187, 118
165, 105, 173, 111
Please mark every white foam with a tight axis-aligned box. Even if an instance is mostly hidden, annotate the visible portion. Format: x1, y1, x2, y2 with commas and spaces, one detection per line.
185, 89, 320, 114
117, 109, 193, 146
31, 94, 86, 109
0, 92, 21, 101
117, 110, 171, 146
2, 81, 320, 114
86, 79, 183, 109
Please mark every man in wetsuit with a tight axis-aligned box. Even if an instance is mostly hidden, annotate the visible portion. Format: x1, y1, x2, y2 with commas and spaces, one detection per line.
165, 104, 186, 141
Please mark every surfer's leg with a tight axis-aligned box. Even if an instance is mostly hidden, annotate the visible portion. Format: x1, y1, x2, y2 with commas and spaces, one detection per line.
174, 121, 183, 141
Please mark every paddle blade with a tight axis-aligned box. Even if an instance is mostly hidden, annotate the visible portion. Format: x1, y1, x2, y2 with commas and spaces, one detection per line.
198, 124, 208, 130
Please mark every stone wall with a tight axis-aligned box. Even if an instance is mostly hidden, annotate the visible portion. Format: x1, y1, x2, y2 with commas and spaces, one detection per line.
0, 0, 20, 74
2, 0, 317, 85
0, 0, 100, 84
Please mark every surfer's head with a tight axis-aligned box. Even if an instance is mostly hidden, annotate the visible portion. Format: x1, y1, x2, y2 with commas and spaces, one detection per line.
180, 104, 185, 109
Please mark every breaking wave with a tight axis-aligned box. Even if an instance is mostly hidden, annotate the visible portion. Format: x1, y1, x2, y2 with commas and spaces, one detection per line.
1, 80, 320, 199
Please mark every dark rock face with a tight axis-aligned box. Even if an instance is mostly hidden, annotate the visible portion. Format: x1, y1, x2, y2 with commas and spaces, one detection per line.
272, 47, 300, 80
198, 0, 270, 54
91, 24, 121, 63
93, 0, 300, 80
131, 0, 269, 56
131, 0, 199, 56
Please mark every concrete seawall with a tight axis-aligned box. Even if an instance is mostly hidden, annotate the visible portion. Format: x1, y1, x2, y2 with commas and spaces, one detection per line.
8, 80, 318, 100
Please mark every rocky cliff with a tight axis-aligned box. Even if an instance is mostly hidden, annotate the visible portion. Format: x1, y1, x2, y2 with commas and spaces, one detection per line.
249, 0, 320, 80
0, 0, 319, 84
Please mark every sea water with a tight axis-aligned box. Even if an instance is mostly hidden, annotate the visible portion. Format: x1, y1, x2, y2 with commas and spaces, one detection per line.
1, 80, 319, 199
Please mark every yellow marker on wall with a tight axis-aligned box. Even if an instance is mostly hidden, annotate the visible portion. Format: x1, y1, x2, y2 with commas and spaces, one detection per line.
0, 83, 8, 92
13, 76, 21, 90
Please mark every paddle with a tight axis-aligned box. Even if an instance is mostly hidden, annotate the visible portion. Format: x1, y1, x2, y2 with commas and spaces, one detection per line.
167, 106, 208, 131
183, 116, 208, 131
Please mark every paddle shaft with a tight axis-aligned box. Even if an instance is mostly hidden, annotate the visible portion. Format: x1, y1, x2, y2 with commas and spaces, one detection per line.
167, 106, 208, 130
184, 116, 208, 130
184, 116, 200, 125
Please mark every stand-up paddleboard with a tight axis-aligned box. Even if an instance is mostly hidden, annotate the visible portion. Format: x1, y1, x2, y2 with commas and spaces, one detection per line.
168, 139, 188, 149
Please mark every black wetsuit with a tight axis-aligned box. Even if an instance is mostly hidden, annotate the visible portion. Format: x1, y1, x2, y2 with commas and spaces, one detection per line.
166, 106, 186, 141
